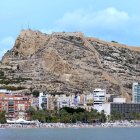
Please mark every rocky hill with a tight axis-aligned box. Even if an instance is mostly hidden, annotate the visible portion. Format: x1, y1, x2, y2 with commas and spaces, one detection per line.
1, 29, 140, 101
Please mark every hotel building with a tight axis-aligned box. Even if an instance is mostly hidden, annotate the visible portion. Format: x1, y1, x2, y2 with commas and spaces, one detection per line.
93, 88, 106, 112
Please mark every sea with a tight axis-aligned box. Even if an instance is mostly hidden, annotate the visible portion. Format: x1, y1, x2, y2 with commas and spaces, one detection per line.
0, 128, 139, 140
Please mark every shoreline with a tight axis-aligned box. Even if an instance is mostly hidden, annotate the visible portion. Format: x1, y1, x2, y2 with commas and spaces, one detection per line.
1, 122, 140, 129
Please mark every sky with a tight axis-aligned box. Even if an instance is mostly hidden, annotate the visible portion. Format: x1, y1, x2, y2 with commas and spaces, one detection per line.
0, 0, 140, 59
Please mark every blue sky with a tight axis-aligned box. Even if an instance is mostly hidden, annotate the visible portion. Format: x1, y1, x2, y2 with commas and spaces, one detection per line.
0, 0, 140, 58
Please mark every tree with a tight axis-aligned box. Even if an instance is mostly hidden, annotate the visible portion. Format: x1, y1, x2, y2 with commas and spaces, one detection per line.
71, 112, 78, 123
61, 107, 85, 114
100, 110, 106, 123
26, 106, 35, 120
83, 111, 89, 123
130, 112, 140, 120
32, 110, 47, 123
32, 90, 40, 97
110, 110, 123, 121
76, 107, 85, 113
88, 109, 99, 123
0, 111, 6, 124
62, 107, 75, 114
59, 109, 71, 123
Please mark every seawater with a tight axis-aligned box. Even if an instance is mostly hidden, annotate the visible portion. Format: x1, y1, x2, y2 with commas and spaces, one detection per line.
0, 128, 139, 140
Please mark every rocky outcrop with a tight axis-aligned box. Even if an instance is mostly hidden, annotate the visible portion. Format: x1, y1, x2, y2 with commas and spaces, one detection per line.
1, 29, 140, 101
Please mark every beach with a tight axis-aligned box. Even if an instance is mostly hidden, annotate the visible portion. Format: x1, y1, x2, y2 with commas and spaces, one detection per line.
0, 120, 140, 129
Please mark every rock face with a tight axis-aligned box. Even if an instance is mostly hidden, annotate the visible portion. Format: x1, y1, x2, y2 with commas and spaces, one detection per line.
1, 30, 140, 101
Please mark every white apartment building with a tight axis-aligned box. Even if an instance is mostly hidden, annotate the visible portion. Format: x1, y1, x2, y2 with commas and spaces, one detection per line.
38, 92, 48, 109
132, 82, 140, 103
93, 88, 106, 112
57, 95, 71, 108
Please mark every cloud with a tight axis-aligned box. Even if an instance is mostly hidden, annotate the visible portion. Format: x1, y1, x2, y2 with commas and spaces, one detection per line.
42, 7, 140, 46
47, 7, 129, 32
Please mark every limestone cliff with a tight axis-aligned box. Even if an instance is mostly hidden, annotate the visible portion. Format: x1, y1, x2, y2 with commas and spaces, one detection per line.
1, 29, 140, 101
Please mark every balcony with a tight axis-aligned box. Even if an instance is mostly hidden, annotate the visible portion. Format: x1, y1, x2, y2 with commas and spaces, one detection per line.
8, 101, 14, 106
8, 111, 14, 114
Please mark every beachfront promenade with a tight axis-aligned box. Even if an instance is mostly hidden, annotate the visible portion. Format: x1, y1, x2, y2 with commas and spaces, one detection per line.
0, 121, 140, 129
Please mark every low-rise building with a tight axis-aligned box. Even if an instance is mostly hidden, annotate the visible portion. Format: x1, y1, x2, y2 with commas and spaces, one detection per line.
113, 98, 126, 103
101, 97, 140, 119
110, 103, 140, 119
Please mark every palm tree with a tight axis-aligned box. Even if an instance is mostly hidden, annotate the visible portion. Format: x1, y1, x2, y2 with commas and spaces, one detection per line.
100, 110, 106, 123
0, 111, 6, 124
59, 109, 71, 123
26, 106, 35, 120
